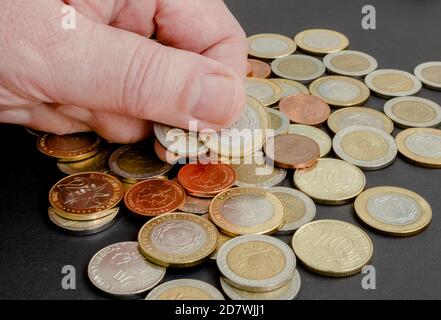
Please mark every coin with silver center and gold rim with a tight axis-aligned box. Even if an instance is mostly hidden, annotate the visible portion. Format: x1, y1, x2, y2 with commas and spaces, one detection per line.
365, 69, 422, 97
200, 214, 233, 261
138, 212, 218, 268
145, 279, 224, 300
294, 158, 366, 205
292, 219, 373, 277
268, 108, 290, 135
414, 61, 441, 91
209, 187, 285, 236
248, 34, 297, 60
332, 126, 397, 170
323, 50, 378, 77
287, 124, 332, 157
294, 29, 349, 56
271, 54, 325, 83
270, 78, 309, 97
246, 77, 283, 106
395, 128, 441, 168
217, 234, 296, 292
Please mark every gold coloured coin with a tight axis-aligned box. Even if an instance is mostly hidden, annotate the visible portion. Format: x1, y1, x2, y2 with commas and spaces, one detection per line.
201, 214, 233, 260
270, 78, 309, 97
146, 279, 224, 300
268, 108, 290, 135
57, 145, 113, 175
246, 77, 283, 107
292, 220, 373, 277
294, 29, 349, 56
364, 69, 422, 97
323, 50, 378, 77
271, 54, 325, 83
354, 186, 432, 236
287, 124, 332, 157
248, 33, 297, 60
414, 61, 441, 91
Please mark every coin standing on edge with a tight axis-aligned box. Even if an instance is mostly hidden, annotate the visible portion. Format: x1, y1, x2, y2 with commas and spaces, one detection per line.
248, 33, 297, 60
270, 78, 309, 97
287, 124, 332, 157
246, 77, 283, 106
323, 50, 378, 77
365, 69, 422, 97
271, 54, 325, 83
414, 61, 441, 90
268, 108, 290, 136
279, 94, 331, 126
146, 279, 224, 300
248, 59, 272, 78
294, 29, 349, 55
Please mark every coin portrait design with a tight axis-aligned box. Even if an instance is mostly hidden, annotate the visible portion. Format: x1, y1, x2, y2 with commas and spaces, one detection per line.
221, 194, 274, 227
366, 193, 421, 225
405, 132, 441, 158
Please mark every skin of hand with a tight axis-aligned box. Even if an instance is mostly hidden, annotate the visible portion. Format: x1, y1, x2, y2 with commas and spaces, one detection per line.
0, 0, 247, 143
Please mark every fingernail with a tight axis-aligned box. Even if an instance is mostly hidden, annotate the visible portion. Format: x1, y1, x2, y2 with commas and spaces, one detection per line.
191, 74, 239, 125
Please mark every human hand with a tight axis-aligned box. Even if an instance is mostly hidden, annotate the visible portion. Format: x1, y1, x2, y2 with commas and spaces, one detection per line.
0, 0, 247, 143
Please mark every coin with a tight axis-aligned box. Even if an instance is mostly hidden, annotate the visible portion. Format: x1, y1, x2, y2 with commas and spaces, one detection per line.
109, 141, 173, 182
332, 126, 397, 170
279, 94, 331, 126
25, 127, 44, 137
270, 78, 309, 97
414, 61, 441, 90
246, 77, 283, 107
201, 215, 234, 261
271, 54, 325, 83
287, 124, 332, 157
138, 213, 218, 267
268, 187, 316, 234
292, 220, 373, 277
177, 163, 236, 197
37, 132, 101, 161
145, 279, 224, 300
323, 50, 378, 77
248, 59, 272, 78
57, 145, 113, 175
264, 134, 320, 169
248, 33, 296, 60
180, 194, 212, 214
88, 242, 166, 298
354, 186, 432, 236
49, 172, 124, 220
294, 158, 366, 204
327, 107, 394, 134
153, 138, 184, 164
395, 128, 441, 168
124, 179, 186, 217
199, 96, 270, 158
309, 76, 371, 107
268, 108, 290, 135
365, 69, 422, 97
220, 269, 301, 300
383, 96, 441, 128
209, 187, 285, 236
217, 234, 296, 292
294, 29, 349, 55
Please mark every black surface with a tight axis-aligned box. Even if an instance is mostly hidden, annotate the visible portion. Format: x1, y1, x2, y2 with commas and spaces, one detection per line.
1, 0, 441, 300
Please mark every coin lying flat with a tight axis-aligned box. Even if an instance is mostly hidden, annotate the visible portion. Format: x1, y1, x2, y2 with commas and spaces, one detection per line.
323, 50, 378, 77
287, 124, 332, 157
354, 186, 432, 236
365, 69, 422, 97
395, 128, 441, 168
57, 145, 113, 175
201, 214, 233, 261
146, 279, 224, 300
246, 77, 283, 106
271, 54, 325, 83
294, 158, 366, 204
383, 96, 441, 128
138, 213, 218, 267
232, 156, 287, 188
294, 29, 349, 55
180, 194, 211, 214
88, 242, 166, 298
414, 61, 441, 90
248, 59, 272, 78
310, 76, 370, 108
220, 269, 301, 300
248, 33, 296, 60
332, 126, 397, 170
209, 187, 285, 236
292, 220, 373, 277
327, 107, 394, 134
268, 108, 290, 135
217, 234, 296, 292
279, 94, 331, 126
270, 78, 309, 97
268, 187, 316, 234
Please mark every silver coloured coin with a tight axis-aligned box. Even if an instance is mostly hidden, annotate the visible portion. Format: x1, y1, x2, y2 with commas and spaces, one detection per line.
271, 54, 325, 83
323, 50, 378, 77
414, 61, 441, 91
270, 78, 309, 97
145, 279, 224, 300
248, 34, 297, 60
287, 124, 332, 157
88, 242, 166, 298
404, 130, 441, 159
246, 77, 283, 106
365, 69, 422, 97
268, 108, 290, 136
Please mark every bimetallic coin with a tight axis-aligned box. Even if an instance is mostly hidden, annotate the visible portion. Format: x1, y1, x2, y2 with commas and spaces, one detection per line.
414, 61, 441, 91
294, 158, 366, 204
180, 195, 211, 214
327, 107, 394, 134
365, 69, 422, 97
248, 33, 296, 60
138, 213, 218, 267
217, 234, 296, 292
268, 187, 316, 234
354, 186, 432, 236
209, 187, 285, 236
268, 108, 290, 135
270, 78, 309, 97
246, 77, 283, 107
292, 220, 373, 277
310, 76, 370, 108
279, 94, 331, 126
383, 96, 441, 128
146, 279, 224, 300
57, 145, 113, 175
287, 124, 332, 157
294, 29, 349, 56
220, 269, 301, 300
88, 242, 166, 298
332, 126, 397, 170
323, 50, 378, 77
232, 156, 287, 188
271, 54, 325, 83
396, 128, 441, 168
201, 214, 233, 261
248, 59, 272, 78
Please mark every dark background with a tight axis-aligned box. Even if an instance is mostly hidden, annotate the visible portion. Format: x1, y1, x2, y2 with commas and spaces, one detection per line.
1, 0, 441, 299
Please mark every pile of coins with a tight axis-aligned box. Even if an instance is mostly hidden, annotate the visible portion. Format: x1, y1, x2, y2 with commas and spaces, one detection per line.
29, 27, 441, 300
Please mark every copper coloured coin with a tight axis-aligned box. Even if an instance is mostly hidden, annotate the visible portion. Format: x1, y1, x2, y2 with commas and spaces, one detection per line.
248, 59, 272, 78
264, 134, 320, 169
279, 94, 331, 126
177, 163, 236, 197
124, 179, 186, 217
